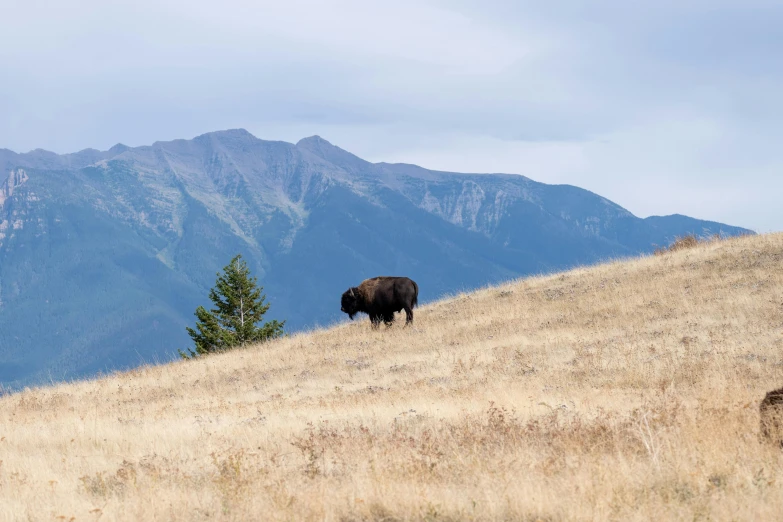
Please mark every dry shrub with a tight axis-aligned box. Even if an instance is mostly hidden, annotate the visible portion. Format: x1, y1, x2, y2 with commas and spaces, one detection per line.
655, 234, 705, 255
760, 387, 783, 446
652, 230, 754, 256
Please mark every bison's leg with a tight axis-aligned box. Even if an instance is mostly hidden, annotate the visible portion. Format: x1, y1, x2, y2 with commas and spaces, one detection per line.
383, 312, 395, 327
403, 305, 414, 325
369, 314, 381, 329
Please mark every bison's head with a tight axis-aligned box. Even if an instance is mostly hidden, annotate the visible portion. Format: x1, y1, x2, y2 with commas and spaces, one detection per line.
340, 287, 361, 319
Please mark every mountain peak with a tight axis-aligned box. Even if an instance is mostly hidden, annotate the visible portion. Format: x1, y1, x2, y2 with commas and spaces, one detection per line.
296, 135, 333, 147
296, 135, 370, 170
208, 128, 254, 138
192, 128, 257, 144
109, 143, 130, 154
27, 148, 59, 158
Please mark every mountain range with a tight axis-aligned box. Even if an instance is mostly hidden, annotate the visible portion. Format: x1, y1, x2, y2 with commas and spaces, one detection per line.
0, 129, 752, 388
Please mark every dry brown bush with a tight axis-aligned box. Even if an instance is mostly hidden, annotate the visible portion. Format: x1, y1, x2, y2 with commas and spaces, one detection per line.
654, 233, 710, 255
1, 232, 783, 521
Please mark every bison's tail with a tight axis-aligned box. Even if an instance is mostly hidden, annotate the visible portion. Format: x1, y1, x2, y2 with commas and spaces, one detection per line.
412, 280, 419, 308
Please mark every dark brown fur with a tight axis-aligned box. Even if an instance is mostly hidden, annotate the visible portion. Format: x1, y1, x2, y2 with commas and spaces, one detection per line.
760, 387, 783, 447
341, 276, 419, 328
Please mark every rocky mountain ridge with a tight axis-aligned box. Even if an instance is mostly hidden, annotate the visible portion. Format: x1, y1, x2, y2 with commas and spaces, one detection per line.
0, 129, 752, 387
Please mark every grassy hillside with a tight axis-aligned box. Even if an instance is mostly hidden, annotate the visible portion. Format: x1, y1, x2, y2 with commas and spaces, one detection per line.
1, 233, 782, 521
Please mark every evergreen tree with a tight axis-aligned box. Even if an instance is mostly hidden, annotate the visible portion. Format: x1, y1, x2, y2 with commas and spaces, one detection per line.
179, 255, 285, 358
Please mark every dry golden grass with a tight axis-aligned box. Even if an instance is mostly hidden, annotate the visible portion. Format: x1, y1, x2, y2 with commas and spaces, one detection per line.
2, 233, 783, 521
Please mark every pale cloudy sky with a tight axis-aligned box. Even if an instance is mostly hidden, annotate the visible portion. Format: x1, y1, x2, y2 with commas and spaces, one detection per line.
1, 0, 780, 231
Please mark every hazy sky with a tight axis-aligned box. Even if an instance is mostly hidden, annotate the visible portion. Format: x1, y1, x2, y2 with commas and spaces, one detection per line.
1, 1, 781, 232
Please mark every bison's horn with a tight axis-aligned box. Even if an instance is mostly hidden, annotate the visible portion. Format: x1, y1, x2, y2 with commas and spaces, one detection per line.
350, 288, 355, 297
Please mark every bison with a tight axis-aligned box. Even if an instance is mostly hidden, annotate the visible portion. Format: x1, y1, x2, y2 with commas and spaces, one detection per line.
340, 276, 419, 328
760, 387, 783, 447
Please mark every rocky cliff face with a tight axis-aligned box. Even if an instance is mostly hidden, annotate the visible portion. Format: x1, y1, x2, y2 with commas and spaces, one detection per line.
0, 129, 752, 387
